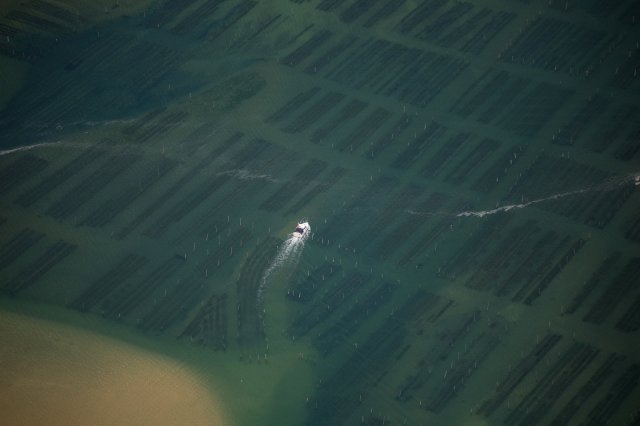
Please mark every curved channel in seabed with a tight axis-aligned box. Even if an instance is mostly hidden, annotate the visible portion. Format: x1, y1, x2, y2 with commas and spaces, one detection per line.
0, 310, 228, 426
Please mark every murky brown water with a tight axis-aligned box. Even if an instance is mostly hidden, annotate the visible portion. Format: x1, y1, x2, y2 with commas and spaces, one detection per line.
0, 310, 227, 426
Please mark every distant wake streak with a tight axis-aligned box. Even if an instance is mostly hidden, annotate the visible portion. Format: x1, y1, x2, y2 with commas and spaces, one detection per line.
0, 141, 64, 156
407, 171, 640, 219
217, 168, 280, 183
456, 187, 592, 218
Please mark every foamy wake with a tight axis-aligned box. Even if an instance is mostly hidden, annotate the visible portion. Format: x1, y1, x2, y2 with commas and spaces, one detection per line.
457, 172, 639, 218
256, 230, 309, 314
217, 168, 280, 183
0, 141, 64, 156
407, 171, 639, 219
456, 187, 591, 218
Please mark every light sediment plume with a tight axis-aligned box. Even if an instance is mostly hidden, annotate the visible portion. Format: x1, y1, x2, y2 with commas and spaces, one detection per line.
0, 311, 227, 426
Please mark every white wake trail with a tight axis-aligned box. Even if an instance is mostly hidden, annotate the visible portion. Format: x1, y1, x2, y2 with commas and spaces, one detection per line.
457, 172, 639, 218
256, 231, 309, 313
456, 187, 591, 218
0, 141, 64, 156
0, 140, 112, 157
217, 168, 280, 183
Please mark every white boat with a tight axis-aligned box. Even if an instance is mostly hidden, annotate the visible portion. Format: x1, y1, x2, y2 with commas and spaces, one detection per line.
292, 222, 310, 238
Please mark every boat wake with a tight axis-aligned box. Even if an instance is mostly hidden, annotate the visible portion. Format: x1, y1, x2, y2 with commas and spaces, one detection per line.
217, 168, 280, 183
406, 171, 640, 219
256, 228, 310, 313
0, 141, 66, 156
456, 187, 592, 218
